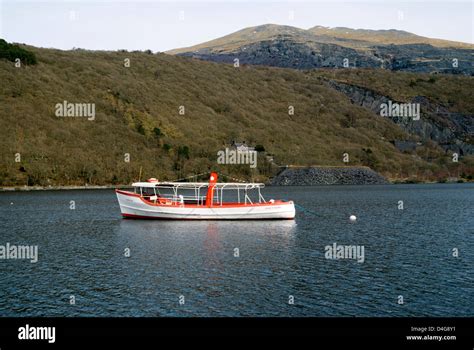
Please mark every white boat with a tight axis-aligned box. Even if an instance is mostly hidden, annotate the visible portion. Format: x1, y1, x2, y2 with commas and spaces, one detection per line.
116, 172, 295, 220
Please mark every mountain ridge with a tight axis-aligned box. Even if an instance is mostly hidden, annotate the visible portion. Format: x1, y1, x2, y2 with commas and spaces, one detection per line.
168, 23, 473, 54
168, 24, 474, 75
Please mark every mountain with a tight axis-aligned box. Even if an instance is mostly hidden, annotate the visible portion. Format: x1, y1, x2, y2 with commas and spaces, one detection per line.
0, 42, 472, 186
168, 24, 474, 75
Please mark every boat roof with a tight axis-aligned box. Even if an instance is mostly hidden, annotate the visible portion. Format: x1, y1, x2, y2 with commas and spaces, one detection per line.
131, 181, 265, 189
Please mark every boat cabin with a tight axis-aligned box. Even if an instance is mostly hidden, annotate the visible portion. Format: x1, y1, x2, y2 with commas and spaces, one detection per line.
131, 173, 268, 207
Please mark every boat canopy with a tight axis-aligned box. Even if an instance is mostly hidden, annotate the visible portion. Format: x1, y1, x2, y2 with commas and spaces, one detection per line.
129, 173, 268, 206
131, 181, 265, 190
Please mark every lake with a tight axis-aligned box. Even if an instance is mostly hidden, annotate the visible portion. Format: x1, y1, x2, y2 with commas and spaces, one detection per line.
0, 184, 472, 316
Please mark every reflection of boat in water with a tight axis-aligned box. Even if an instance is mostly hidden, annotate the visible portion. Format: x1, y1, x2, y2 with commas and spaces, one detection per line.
118, 218, 297, 238
116, 172, 295, 220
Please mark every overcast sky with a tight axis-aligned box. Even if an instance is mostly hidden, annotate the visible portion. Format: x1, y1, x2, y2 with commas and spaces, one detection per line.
1, 0, 472, 52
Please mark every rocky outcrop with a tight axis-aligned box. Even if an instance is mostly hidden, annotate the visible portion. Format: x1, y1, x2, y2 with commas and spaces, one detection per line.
373, 43, 473, 74
179, 37, 474, 75
326, 81, 474, 155
181, 39, 381, 70
270, 167, 388, 185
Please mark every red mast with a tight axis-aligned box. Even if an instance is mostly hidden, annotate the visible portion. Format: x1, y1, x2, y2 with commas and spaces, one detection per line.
205, 172, 218, 207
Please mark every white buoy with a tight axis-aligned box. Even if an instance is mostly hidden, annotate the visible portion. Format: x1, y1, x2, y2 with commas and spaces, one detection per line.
10, 202, 13, 205
349, 215, 357, 222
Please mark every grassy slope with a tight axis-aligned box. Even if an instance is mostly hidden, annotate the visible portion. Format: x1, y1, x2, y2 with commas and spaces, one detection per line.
0, 46, 471, 186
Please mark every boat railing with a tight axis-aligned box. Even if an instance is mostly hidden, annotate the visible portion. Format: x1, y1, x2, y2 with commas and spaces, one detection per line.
142, 194, 213, 206
138, 182, 266, 206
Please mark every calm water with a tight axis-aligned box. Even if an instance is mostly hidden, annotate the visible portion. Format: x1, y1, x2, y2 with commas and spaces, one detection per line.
0, 184, 472, 317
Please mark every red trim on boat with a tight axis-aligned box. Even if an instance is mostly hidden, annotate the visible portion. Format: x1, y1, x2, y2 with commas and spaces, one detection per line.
116, 189, 141, 197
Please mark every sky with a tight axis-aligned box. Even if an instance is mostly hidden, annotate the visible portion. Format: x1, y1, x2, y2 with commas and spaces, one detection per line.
1, 0, 472, 52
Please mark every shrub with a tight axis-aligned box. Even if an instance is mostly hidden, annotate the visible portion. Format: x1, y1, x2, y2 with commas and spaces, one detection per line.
0, 39, 37, 65
136, 124, 146, 135
178, 146, 190, 160
153, 127, 162, 138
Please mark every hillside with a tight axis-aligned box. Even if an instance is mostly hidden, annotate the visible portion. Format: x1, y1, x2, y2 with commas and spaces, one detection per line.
168, 24, 474, 75
310, 69, 474, 156
0, 43, 473, 186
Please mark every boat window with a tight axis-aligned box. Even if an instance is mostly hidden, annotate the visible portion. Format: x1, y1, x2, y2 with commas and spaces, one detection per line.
142, 187, 156, 196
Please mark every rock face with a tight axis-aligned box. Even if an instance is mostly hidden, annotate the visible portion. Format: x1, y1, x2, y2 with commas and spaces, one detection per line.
178, 37, 474, 75
327, 81, 474, 155
271, 167, 389, 185
181, 39, 381, 70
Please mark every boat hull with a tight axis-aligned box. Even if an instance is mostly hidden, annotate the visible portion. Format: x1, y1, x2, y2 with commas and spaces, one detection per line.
116, 190, 295, 220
